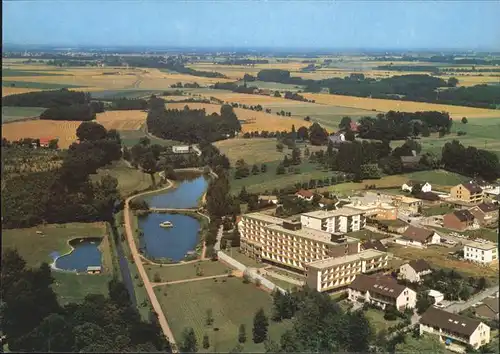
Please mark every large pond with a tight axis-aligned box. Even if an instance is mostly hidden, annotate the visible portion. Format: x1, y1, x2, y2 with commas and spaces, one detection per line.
54, 238, 102, 272
138, 212, 201, 262
143, 175, 208, 209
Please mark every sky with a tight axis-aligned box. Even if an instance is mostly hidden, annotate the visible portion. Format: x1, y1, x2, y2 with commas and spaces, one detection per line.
3, 0, 500, 50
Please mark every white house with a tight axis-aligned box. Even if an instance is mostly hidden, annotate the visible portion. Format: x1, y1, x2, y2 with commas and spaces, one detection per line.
258, 195, 279, 205
399, 259, 433, 283
402, 180, 432, 193
395, 226, 441, 248
348, 274, 417, 311
172, 145, 191, 154
463, 241, 498, 265
419, 307, 491, 350
428, 290, 445, 305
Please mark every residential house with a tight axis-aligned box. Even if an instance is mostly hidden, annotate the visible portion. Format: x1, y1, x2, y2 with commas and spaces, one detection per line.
300, 208, 366, 234
414, 191, 442, 205
428, 289, 445, 305
305, 249, 392, 292
39, 137, 54, 148
474, 296, 499, 321
469, 203, 499, 227
463, 241, 498, 265
398, 259, 433, 283
419, 307, 491, 350
295, 189, 315, 202
395, 226, 441, 248
450, 182, 484, 205
392, 195, 423, 214
318, 197, 338, 209
172, 145, 191, 154
349, 121, 359, 132
402, 180, 432, 193
472, 178, 493, 190
443, 210, 478, 231
348, 274, 417, 311
258, 195, 279, 205
362, 239, 388, 253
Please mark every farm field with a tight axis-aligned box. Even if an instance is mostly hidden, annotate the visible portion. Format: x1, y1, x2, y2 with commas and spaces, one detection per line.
2, 69, 67, 77
302, 93, 500, 119
2, 86, 44, 97
155, 277, 292, 352
91, 89, 163, 99
96, 110, 147, 130
1, 106, 46, 123
214, 138, 324, 165
387, 244, 499, 281
2, 119, 79, 148
2, 80, 84, 89
167, 102, 310, 133
145, 260, 231, 283
91, 159, 153, 197
119, 129, 181, 147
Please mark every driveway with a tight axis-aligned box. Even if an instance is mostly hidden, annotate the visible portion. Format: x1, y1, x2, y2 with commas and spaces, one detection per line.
445, 286, 499, 313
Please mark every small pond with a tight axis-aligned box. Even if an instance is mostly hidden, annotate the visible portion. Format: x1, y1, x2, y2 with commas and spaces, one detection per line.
138, 212, 201, 262
144, 175, 208, 209
54, 237, 102, 272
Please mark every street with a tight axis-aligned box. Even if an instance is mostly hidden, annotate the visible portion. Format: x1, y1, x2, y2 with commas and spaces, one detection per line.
445, 285, 499, 313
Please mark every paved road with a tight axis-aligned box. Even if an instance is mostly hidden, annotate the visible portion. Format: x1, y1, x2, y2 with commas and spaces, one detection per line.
445, 286, 499, 314
124, 182, 178, 351
152, 274, 229, 287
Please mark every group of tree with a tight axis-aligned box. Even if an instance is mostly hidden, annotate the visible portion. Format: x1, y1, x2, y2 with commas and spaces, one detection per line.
442, 140, 500, 181
2, 121, 122, 228
223, 59, 269, 65
107, 98, 148, 110
265, 287, 373, 353
357, 111, 452, 141
1, 249, 170, 352
170, 82, 201, 89
241, 130, 290, 139
230, 102, 264, 111
2, 88, 88, 108
234, 159, 267, 179
212, 82, 258, 94
147, 98, 241, 144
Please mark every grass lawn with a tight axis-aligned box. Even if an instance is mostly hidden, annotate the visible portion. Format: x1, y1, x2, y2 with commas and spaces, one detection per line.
430, 226, 498, 243
1, 106, 46, 123
387, 244, 499, 281
52, 271, 112, 305
364, 308, 403, 334
2, 222, 107, 268
263, 275, 299, 292
421, 205, 455, 216
91, 159, 153, 197
155, 277, 293, 352
346, 229, 388, 241
145, 260, 231, 283
405, 170, 469, 189
223, 248, 267, 268
2, 80, 83, 89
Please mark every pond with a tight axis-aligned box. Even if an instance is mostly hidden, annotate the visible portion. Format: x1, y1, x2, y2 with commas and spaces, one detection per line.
54, 238, 102, 272
144, 175, 208, 209
138, 212, 201, 262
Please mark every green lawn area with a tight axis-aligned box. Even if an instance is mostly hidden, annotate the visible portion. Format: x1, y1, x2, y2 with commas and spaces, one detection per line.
263, 275, 299, 292
346, 229, 388, 241
1, 106, 46, 123
52, 272, 112, 305
431, 226, 498, 243
223, 248, 267, 268
155, 277, 293, 352
405, 169, 469, 188
91, 159, 153, 197
421, 205, 455, 216
364, 308, 403, 334
145, 260, 231, 283
378, 219, 408, 227
2, 81, 84, 89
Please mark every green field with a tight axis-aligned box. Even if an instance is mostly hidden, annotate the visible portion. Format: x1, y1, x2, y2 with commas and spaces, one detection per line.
405, 169, 469, 188
91, 89, 162, 100
91, 159, 153, 197
364, 308, 403, 334
421, 205, 455, 216
119, 129, 181, 148
145, 260, 231, 283
1, 106, 46, 123
2, 69, 67, 77
52, 271, 112, 305
155, 277, 292, 352
2, 80, 84, 89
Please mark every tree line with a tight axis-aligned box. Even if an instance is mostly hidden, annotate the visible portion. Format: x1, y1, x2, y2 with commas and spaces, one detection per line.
1, 249, 170, 352
2, 122, 122, 228
146, 98, 242, 144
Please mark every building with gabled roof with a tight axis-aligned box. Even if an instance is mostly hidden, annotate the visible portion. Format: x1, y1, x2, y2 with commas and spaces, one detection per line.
398, 259, 433, 283
468, 203, 499, 226
395, 226, 441, 248
443, 210, 478, 231
450, 182, 484, 205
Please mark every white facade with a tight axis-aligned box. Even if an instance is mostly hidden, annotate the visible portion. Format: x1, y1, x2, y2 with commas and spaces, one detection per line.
428, 290, 445, 304
463, 242, 498, 264
395, 232, 441, 248
348, 286, 417, 311
419, 321, 490, 350
399, 263, 432, 283
172, 145, 191, 154
300, 209, 365, 234
402, 182, 432, 193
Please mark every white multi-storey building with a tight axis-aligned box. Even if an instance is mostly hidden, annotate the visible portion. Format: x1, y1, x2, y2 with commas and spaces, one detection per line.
300, 208, 366, 234
463, 241, 498, 264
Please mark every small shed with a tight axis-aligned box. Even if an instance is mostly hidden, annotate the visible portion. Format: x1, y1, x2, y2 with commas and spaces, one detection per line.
428, 289, 445, 305
86, 266, 102, 274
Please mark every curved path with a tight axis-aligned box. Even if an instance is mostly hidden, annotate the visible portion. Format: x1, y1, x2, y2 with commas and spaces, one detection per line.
151, 273, 230, 287
124, 181, 178, 351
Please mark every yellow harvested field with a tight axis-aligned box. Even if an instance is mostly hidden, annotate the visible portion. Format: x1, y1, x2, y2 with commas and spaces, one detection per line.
96, 110, 147, 130
2, 87, 44, 97
302, 93, 500, 119
167, 102, 310, 132
2, 120, 79, 148
196, 91, 304, 107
